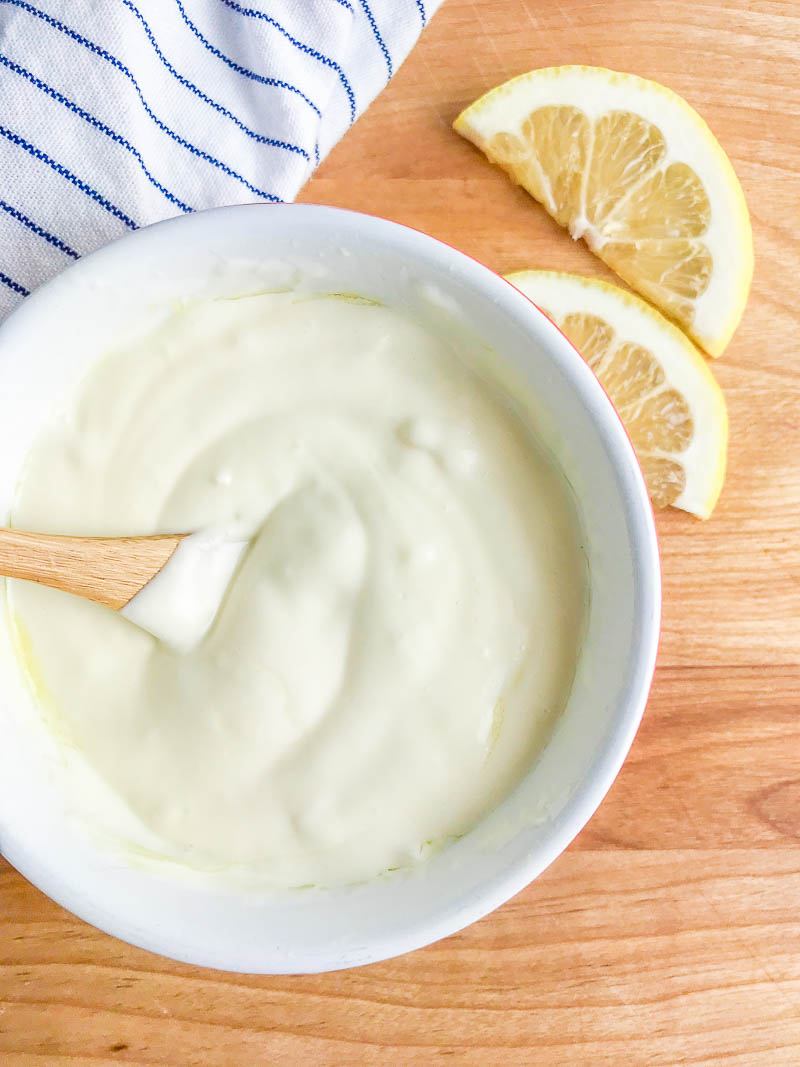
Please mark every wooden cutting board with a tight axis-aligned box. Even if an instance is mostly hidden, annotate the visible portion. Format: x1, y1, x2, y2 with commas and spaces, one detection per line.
2, 1, 799, 1062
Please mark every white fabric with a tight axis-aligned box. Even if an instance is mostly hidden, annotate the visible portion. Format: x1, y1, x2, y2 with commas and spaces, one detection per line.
0, 0, 441, 317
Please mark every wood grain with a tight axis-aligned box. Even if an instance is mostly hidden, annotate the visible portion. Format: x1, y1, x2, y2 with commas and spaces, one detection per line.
2, 1, 799, 1063
0, 528, 183, 610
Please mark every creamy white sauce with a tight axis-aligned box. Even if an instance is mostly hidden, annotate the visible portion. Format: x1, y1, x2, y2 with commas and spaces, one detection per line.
8, 292, 586, 888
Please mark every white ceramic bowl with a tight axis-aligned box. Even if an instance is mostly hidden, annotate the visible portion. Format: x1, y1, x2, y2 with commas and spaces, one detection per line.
0, 205, 660, 973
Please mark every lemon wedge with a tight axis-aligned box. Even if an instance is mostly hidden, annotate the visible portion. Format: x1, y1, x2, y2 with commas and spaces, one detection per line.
455, 67, 753, 356
508, 270, 727, 517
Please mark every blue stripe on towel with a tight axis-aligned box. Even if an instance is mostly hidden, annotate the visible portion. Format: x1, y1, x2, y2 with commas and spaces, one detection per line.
414, 0, 427, 25
357, 0, 393, 79
173, 0, 322, 117
0, 126, 138, 229
122, 0, 309, 160
0, 199, 79, 258
218, 0, 357, 121
0, 271, 30, 297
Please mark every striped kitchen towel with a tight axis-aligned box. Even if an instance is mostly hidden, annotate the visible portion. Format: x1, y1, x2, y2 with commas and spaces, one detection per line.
0, 0, 442, 318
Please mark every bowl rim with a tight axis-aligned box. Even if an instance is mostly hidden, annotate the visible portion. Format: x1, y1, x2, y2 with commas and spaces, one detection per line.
0, 203, 661, 972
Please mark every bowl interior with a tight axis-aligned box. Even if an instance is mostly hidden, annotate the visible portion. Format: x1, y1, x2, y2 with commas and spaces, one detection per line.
0, 205, 659, 973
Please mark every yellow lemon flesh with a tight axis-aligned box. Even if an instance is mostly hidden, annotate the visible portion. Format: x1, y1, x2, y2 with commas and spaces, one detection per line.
508, 270, 727, 517
456, 67, 753, 356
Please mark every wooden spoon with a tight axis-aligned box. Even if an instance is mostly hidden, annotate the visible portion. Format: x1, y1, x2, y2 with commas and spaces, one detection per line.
0, 527, 184, 610
0, 527, 247, 649
0, 527, 183, 610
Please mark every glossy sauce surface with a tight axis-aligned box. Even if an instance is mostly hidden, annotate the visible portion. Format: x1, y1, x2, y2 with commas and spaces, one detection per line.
9, 293, 586, 887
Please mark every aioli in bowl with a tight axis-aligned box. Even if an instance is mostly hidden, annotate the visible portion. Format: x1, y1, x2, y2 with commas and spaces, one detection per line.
0, 205, 658, 973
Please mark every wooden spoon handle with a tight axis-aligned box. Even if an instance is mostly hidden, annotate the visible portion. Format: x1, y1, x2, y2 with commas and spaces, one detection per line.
0, 527, 183, 610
